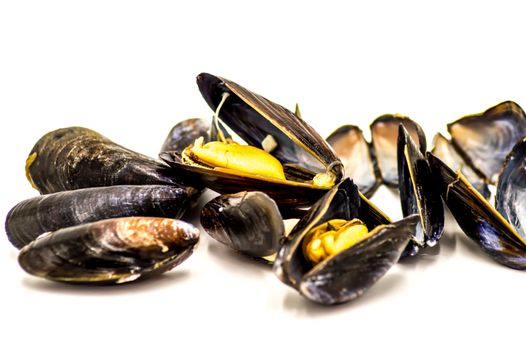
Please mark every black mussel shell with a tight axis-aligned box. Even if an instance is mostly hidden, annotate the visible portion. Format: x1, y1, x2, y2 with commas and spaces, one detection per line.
161, 118, 211, 154
496, 137, 526, 240
27, 127, 196, 194
195, 73, 344, 179
18, 217, 200, 284
428, 153, 526, 269
200, 191, 284, 258
398, 125, 444, 256
274, 178, 415, 305
431, 133, 490, 199
326, 125, 381, 198
5, 185, 192, 249
448, 101, 526, 184
160, 73, 344, 209
371, 115, 426, 187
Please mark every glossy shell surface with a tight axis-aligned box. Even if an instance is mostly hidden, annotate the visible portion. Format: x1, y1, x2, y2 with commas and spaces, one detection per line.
18, 217, 200, 284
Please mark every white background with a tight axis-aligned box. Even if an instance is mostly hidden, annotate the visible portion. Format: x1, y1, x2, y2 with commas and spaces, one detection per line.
1, 1, 525, 349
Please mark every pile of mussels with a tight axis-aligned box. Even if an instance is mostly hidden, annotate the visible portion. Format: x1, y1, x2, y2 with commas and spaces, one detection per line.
5, 72, 526, 304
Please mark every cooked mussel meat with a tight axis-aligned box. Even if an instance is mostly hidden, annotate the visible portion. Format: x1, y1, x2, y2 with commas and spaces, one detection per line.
27, 127, 194, 194
5, 185, 192, 249
447, 101, 526, 184
274, 178, 417, 305
18, 217, 200, 284
431, 133, 490, 199
160, 73, 344, 208
398, 125, 444, 255
371, 114, 426, 187
200, 191, 284, 260
428, 148, 526, 270
326, 125, 381, 197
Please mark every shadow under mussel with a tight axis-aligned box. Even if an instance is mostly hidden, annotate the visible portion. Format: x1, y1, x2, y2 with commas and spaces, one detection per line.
428, 136, 526, 269
160, 73, 344, 210
5, 185, 193, 249
273, 178, 418, 305
18, 217, 200, 284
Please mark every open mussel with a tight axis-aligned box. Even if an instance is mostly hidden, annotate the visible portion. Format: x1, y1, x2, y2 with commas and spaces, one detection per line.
200, 191, 285, 261
326, 125, 381, 197
160, 73, 344, 209
161, 118, 211, 154
398, 125, 444, 255
431, 133, 490, 199
447, 101, 526, 184
371, 114, 426, 187
27, 127, 196, 194
18, 217, 200, 284
429, 142, 526, 270
274, 178, 417, 305
5, 185, 192, 249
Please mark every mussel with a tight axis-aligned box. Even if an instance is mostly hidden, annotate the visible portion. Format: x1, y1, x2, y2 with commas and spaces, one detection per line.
6, 185, 192, 249
160, 73, 344, 209
326, 125, 381, 197
274, 178, 417, 305
447, 101, 526, 184
200, 191, 285, 260
27, 127, 195, 194
429, 139, 526, 269
18, 217, 200, 284
370, 114, 426, 187
398, 125, 444, 255
161, 118, 211, 154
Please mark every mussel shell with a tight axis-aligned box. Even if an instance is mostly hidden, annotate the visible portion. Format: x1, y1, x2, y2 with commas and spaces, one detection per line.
195, 73, 344, 180
326, 125, 381, 197
299, 215, 418, 304
431, 133, 490, 199
371, 115, 427, 187
448, 101, 526, 184
18, 217, 200, 284
5, 185, 192, 249
274, 178, 412, 305
428, 153, 526, 269
160, 152, 329, 209
496, 137, 526, 239
161, 118, 211, 154
200, 191, 284, 257
398, 125, 444, 255
27, 127, 194, 194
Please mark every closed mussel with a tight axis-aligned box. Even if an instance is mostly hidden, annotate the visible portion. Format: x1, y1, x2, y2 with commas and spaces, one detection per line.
428, 142, 526, 270
5, 185, 192, 249
18, 217, 200, 284
161, 118, 211, 154
200, 191, 285, 261
27, 127, 196, 194
160, 73, 344, 209
273, 178, 418, 305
